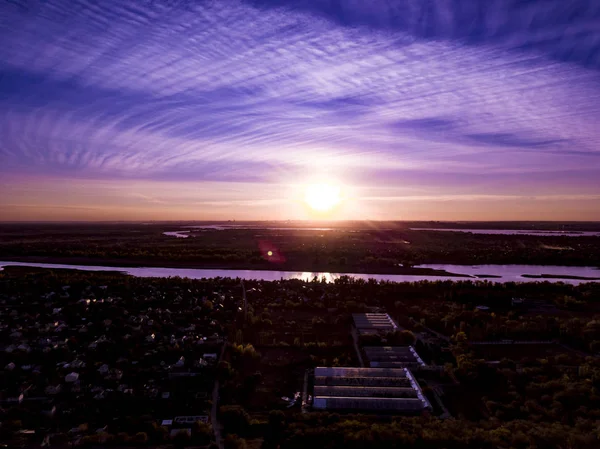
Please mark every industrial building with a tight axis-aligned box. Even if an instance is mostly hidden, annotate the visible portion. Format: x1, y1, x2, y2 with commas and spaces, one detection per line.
352, 313, 398, 335
312, 367, 431, 412
363, 346, 426, 369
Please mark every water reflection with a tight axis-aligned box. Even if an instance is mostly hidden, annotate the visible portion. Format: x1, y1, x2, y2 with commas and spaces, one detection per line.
0, 261, 598, 285
294, 272, 340, 282
411, 228, 600, 237
163, 231, 190, 238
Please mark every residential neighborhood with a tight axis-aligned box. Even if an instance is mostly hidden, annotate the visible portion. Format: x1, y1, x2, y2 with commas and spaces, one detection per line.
1, 270, 227, 447
2, 266, 600, 449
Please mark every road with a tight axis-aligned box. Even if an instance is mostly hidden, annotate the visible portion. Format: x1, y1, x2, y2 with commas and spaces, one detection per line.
211, 343, 227, 449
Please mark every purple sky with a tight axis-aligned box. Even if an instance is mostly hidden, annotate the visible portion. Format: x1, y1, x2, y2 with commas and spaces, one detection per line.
1, 0, 599, 221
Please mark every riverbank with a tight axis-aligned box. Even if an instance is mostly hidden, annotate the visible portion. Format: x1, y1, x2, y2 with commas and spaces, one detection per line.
521, 274, 600, 281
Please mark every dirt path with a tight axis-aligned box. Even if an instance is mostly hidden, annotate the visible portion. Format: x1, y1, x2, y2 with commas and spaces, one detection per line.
211, 344, 227, 449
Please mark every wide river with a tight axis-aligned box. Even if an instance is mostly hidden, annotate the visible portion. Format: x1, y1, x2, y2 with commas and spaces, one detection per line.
164, 227, 600, 238
411, 228, 600, 237
1, 261, 599, 285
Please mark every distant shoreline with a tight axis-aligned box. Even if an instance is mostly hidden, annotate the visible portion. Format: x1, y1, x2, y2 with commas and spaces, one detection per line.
521, 273, 600, 281
2, 220, 600, 231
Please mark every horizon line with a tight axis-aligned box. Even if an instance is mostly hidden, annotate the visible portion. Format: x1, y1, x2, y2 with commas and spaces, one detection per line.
2, 220, 600, 224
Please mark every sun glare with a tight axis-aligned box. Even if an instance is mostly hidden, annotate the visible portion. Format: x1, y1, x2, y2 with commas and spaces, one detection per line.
304, 183, 341, 212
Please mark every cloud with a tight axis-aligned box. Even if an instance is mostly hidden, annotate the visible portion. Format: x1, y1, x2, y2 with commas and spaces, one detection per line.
248, 0, 600, 69
0, 0, 599, 220
465, 132, 568, 149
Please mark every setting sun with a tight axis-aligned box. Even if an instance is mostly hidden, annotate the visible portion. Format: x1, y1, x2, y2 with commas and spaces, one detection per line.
304, 183, 341, 212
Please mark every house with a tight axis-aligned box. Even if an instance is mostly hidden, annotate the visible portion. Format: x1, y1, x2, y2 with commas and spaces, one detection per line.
45, 385, 61, 395
174, 415, 209, 425
512, 297, 525, 307
65, 372, 79, 383
43, 405, 57, 417
3, 393, 24, 404
17, 343, 31, 353
69, 359, 85, 369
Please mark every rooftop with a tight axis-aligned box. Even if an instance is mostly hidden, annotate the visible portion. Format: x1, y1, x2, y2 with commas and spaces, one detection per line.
352, 313, 398, 335
312, 366, 430, 412
363, 346, 426, 369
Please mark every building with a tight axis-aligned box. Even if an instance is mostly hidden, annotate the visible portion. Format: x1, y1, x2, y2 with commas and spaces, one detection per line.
312, 367, 431, 412
363, 346, 426, 369
174, 415, 209, 425
352, 313, 398, 335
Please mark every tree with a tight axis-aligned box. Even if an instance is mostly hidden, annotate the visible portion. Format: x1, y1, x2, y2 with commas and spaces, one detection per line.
235, 329, 244, 344
218, 360, 235, 381
172, 429, 191, 448
50, 433, 69, 445
115, 432, 130, 444
241, 371, 262, 398
220, 405, 251, 436
133, 432, 148, 445
224, 434, 247, 449
453, 331, 468, 344
388, 330, 416, 345
268, 410, 286, 431
192, 421, 213, 445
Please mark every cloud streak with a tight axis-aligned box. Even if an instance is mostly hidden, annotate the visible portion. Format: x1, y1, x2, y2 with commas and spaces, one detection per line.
0, 0, 599, 219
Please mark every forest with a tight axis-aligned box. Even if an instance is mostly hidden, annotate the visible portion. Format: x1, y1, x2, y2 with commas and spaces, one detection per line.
1, 222, 600, 272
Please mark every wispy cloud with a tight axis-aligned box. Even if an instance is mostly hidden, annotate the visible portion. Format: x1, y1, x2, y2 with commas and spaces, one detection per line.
0, 0, 599, 219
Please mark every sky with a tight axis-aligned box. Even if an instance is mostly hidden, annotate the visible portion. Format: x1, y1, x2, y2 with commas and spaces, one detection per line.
0, 0, 599, 221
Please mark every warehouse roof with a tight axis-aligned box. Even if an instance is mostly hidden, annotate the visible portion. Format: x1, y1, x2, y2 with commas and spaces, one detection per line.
313, 397, 425, 410
313, 366, 430, 412
314, 385, 417, 398
352, 313, 398, 334
315, 367, 408, 378
363, 346, 426, 368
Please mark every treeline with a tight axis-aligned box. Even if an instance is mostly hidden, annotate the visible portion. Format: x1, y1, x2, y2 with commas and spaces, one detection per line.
2, 223, 600, 268
449, 332, 600, 421
217, 410, 600, 449
273, 413, 599, 449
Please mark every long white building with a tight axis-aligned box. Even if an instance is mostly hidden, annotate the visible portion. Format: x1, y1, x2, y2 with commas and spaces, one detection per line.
312, 367, 431, 412
363, 346, 426, 369
352, 313, 398, 335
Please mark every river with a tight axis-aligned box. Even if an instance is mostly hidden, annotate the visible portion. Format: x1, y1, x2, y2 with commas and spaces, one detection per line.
164, 226, 600, 238
163, 226, 340, 237
1, 261, 599, 285
410, 228, 600, 237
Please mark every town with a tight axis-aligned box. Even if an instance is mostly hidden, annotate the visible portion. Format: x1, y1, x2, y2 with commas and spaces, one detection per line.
2, 266, 600, 449
3, 0, 600, 446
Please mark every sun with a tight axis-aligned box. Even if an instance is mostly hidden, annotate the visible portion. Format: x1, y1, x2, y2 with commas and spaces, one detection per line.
304, 183, 341, 212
